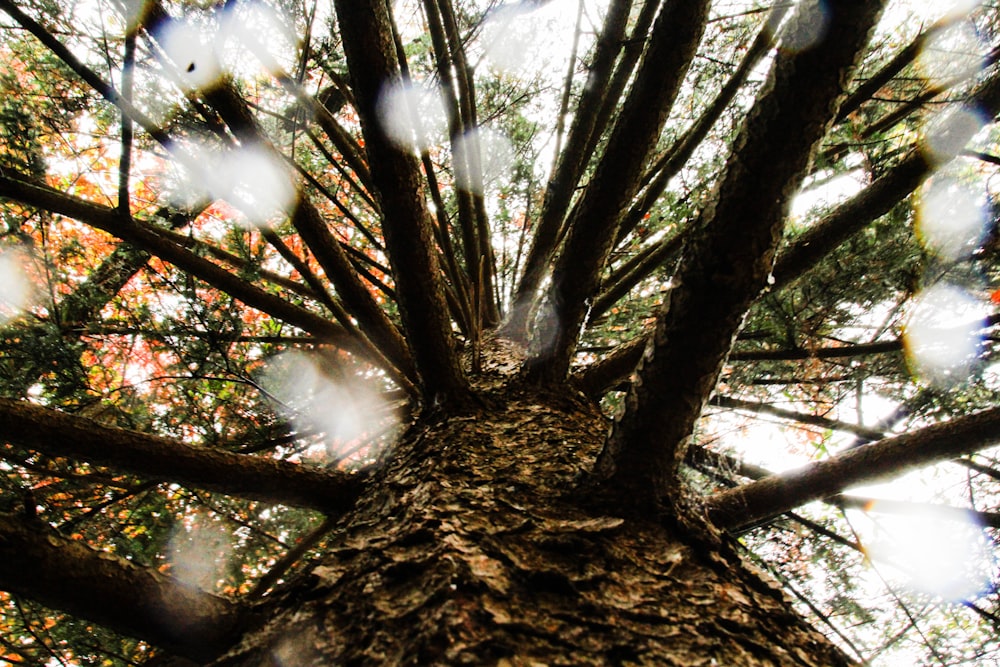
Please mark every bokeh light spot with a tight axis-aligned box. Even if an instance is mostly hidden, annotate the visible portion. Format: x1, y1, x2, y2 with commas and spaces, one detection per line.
452, 128, 514, 195
780, 0, 830, 53
377, 81, 449, 153
903, 283, 987, 385
923, 107, 987, 165
171, 142, 296, 227
860, 505, 993, 601
0, 248, 32, 324
917, 20, 985, 89
167, 515, 234, 591
260, 351, 397, 467
918, 176, 987, 260
155, 18, 223, 92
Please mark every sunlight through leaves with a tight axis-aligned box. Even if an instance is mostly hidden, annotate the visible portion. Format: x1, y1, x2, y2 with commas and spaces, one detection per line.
0, 248, 32, 324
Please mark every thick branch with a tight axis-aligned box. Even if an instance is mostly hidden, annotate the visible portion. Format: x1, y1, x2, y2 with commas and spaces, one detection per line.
0, 398, 366, 513
773, 71, 1000, 290
523, 0, 712, 383
504, 0, 634, 338
617, 2, 788, 244
0, 514, 244, 662
706, 406, 1000, 531
595, 0, 886, 508
334, 0, 469, 405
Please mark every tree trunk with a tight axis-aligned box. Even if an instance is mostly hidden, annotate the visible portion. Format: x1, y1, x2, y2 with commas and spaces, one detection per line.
215, 366, 851, 665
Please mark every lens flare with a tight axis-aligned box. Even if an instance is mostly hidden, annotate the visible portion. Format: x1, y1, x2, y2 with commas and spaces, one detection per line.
0, 248, 32, 324
903, 283, 987, 385
860, 504, 993, 601
452, 128, 514, 195
155, 18, 223, 92
167, 515, 234, 591
377, 81, 449, 154
918, 176, 987, 260
259, 351, 396, 466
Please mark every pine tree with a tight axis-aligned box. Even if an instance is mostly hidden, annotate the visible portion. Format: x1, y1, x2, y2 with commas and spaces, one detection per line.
1, 0, 999, 663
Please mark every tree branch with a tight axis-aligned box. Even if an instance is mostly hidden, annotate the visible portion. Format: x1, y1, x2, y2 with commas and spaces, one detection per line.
503, 0, 635, 339
594, 0, 886, 509
0, 172, 356, 347
705, 406, 1000, 531
333, 0, 469, 405
773, 71, 1000, 290
523, 0, 712, 384
0, 398, 367, 513
710, 396, 887, 441
0, 514, 244, 662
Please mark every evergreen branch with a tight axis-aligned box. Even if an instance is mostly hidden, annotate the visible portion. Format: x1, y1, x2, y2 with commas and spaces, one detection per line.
594, 0, 887, 509
0, 397, 369, 512
0, 513, 245, 662
706, 406, 1000, 530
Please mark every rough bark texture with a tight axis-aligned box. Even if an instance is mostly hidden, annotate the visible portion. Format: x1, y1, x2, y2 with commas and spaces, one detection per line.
211, 347, 853, 666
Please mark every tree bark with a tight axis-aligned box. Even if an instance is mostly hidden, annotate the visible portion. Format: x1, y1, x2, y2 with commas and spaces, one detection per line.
213, 389, 854, 666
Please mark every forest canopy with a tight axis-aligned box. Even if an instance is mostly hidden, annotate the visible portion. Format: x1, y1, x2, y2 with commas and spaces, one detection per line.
0, 0, 999, 664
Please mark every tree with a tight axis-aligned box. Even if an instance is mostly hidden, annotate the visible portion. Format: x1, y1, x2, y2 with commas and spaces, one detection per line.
0, 0, 999, 663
